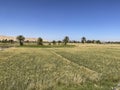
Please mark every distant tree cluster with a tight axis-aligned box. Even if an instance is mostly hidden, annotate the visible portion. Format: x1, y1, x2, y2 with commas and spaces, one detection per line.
106, 41, 120, 44
86, 40, 101, 44
52, 40, 56, 45
69, 40, 80, 43
0, 39, 14, 44
50, 36, 70, 45
81, 37, 101, 44
0, 35, 104, 46
15, 35, 70, 46
58, 40, 62, 45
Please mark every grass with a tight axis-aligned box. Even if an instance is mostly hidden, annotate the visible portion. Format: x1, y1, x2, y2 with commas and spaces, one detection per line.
0, 44, 120, 90
0, 42, 75, 48
18, 44, 76, 48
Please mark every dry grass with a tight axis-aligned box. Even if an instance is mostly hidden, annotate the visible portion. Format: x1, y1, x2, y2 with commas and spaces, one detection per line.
0, 44, 120, 90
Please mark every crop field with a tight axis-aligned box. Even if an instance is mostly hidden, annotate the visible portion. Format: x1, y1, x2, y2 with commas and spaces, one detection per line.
0, 44, 120, 90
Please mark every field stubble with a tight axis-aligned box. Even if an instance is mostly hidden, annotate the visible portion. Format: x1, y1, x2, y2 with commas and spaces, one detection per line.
0, 44, 120, 90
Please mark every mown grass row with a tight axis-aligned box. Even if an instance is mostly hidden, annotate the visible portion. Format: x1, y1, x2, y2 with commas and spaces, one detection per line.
0, 48, 102, 90
54, 45, 120, 89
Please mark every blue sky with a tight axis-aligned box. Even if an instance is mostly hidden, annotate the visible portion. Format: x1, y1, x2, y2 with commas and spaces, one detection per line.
0, 0, 120, 41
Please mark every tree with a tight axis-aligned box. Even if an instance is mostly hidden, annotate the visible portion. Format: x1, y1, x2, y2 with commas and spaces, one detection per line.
81, 37, 86, 44
26, 40, 29, 43
52, 40, 56, 45
16, 35, 25, 46
63, 36, 69, 45
1, 39, 5, 43
92, 40, 96, 44
96, 40, 101, 44
86, 40, 92, 43
58, 40, 62, 45
9, 39, 14, 44
37, 37, 43, 45
4, 39, 8, 43
1, 39, 8, 43
48, 42, 51, 45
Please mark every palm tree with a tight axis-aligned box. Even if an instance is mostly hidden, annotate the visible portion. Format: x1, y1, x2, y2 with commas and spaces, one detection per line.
16, 35, 25, 46
37, 37, 43, 45
58, 40, 62, 45
96, 40, 101, 44
9, 39, 14, 44
63, 36, 69, 45
81, 37, 86, 44
92, 40, 96, 44
52, 40, 56, 45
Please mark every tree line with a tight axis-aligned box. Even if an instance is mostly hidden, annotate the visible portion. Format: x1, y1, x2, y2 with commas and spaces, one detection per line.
16, 35, 70, 46
0, 35, 104, 46
0, 39, 14, 44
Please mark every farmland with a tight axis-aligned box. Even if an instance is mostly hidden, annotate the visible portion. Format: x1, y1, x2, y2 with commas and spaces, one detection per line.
0, 44, 120, 90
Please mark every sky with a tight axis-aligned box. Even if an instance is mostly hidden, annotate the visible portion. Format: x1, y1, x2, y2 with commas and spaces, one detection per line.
0, 0, 120, 41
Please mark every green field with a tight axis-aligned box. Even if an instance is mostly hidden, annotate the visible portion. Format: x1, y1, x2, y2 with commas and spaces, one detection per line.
0, 44, 120, 90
